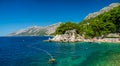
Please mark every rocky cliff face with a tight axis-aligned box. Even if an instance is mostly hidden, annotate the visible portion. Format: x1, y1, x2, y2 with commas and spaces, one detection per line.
8, 22, 61, 36
84, 3, 120, 20
48, 29, 84, 42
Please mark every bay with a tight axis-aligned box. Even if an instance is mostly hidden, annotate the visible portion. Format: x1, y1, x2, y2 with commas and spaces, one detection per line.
0, 36, 120, 66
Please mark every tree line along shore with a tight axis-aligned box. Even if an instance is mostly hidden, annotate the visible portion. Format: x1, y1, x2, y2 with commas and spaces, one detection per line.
46, 3, 120, 43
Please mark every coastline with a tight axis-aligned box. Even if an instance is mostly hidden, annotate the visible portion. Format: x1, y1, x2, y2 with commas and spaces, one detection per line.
45, 38, 120, 43
83, 38, 120, 43
45, 29, 120, 43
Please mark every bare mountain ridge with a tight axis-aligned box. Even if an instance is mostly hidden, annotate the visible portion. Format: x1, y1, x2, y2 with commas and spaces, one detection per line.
8, 22, 61, 36
84, 3, 120, 20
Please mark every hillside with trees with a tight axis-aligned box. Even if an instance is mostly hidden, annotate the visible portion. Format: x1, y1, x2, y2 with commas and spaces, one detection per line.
54, 3, 120, 39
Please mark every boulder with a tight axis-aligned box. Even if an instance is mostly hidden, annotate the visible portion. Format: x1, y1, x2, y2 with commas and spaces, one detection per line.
49, 29, 84, 42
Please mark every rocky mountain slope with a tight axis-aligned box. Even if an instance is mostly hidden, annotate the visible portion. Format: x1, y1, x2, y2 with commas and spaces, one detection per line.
8, 22, 61, 36
84, 3, 120, 20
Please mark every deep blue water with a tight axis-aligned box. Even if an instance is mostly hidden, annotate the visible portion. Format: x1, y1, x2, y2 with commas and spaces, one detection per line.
0, 36, 120, 66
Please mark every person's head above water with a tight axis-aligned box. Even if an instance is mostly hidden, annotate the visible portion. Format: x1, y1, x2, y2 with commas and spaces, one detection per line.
48, 58, 55, 64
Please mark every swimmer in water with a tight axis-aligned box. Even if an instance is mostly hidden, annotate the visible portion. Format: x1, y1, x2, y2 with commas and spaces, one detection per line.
48, 58, 55, 64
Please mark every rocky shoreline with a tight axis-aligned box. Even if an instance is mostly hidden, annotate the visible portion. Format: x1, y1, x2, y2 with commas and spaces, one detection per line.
83, 38, 120, 43
45, 29, 120, 43
45, 29, 84, 42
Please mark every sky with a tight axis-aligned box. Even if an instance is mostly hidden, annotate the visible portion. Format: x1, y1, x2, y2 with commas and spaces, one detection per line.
0, 0, 120, 36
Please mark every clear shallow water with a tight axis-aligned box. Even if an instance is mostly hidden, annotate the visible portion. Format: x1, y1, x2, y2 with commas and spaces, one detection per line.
0, 36, 120, 66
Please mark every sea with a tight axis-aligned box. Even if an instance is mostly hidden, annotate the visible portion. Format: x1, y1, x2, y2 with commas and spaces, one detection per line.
0, 36, 120, 66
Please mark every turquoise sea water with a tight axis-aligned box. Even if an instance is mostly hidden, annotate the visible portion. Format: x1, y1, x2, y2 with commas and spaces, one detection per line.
0, 36, 120, 66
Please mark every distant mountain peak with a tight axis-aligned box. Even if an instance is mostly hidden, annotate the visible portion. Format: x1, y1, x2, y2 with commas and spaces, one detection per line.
84, 3, 120, 20
8, 22, 61, 36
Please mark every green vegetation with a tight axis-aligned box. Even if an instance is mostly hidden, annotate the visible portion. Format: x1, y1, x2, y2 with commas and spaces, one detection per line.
54, 5, 120, 38
54, 22, 79, 34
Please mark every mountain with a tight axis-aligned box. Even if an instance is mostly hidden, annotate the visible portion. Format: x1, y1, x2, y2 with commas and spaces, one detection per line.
81, 2, 120, 38
8, 22, 61, 36
84, 3, 120, 20
54, 3, 120, 39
